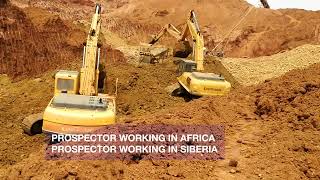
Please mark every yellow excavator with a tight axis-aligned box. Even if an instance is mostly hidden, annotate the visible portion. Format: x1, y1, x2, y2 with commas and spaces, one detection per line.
151, 10, 231, 97
22, 4, 116, 135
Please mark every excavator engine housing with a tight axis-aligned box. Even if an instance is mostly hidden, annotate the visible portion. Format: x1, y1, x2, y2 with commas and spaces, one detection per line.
42, 93, 116, 134
176, 59, 231, 96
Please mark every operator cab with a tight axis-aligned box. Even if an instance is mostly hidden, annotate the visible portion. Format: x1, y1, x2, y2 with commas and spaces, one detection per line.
176, 58, 197, 76
54, 70, 80, 95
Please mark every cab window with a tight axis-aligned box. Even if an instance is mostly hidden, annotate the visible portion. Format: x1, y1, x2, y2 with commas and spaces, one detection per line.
57, 79, 74, 91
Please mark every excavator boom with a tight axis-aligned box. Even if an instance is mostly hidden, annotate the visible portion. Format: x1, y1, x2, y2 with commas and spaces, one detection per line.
79, 4, 102, 96
182, 10, 204, 71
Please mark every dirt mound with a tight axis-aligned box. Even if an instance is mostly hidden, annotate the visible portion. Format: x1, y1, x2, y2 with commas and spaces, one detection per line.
0, 61, 183, 170
104, 17, 161, 45
247, 64, 320, 179
0, 0, 8, 7
102, 0, 320, 58
226, 8, 320, 57
105, 62, 184, 117
0, 4, 83, 80
10, 0, 320, 58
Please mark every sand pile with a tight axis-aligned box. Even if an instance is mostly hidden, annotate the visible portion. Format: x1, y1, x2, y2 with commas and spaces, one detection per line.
220, 44, 320, 85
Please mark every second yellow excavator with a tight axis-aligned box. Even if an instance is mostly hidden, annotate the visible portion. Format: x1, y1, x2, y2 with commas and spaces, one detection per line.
151, 10, 231, 97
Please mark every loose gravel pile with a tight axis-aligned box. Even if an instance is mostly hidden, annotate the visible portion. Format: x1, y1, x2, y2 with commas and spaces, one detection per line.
221, 45, 320, 86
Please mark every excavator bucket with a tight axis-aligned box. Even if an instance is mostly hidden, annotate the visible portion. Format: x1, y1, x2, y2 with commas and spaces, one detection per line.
165, 83, 181, 96
260, 0, 270, 8
173, 41, 192, 58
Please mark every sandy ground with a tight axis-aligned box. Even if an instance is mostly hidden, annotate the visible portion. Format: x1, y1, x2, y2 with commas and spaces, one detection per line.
0, 0, 320, 179
0, 62, 319, 179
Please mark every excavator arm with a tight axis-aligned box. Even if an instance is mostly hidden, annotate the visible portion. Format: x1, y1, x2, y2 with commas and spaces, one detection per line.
180, 10, 204, 71
149, 10, 205, 71
149, 24, 182, 44
79, 4, 102, 96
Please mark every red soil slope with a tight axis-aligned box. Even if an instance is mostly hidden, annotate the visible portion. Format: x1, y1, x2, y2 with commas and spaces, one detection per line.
0, 2, 84, 79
